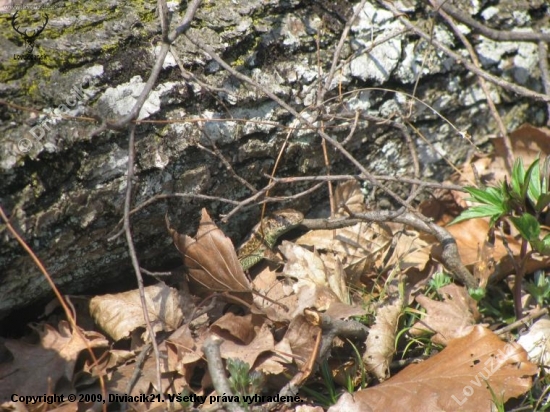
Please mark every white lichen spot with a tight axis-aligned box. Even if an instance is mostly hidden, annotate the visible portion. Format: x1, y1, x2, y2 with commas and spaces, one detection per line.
350, 36, 401, 83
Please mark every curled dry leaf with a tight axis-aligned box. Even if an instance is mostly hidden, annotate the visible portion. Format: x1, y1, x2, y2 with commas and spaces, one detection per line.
166, 324, 204, 376
363, 295, 403, 381
331, 326, 539, 412
382, 230, 431, 274
89, 283, 184, 341
252, 263, 343, 321
167, 208, 252, 299
410, 284, 480, 345
251, 266, 300, 321
0, 321, 108, 397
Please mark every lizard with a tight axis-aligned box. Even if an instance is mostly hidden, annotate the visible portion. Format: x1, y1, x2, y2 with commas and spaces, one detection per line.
237, 209, 304, 271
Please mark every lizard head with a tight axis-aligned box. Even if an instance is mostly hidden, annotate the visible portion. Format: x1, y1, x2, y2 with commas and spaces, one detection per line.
267, 209, 304, 233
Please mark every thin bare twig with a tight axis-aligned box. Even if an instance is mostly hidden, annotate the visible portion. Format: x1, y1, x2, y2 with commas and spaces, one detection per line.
123, 126, 164, 398
538, 41, 550, 126
197, 127, 258, 193
91, 0, 202, 136
495, 307, 549, 336
221, 182, 325, 222
321, 0, 369, 100
434, 0, 550, 43
431, 0, 514, 171
108, 193, 240, 241
269, 174, 465, 191
202, 335, 247, 412
0, 206, 108, 412
381, 0, 550, 102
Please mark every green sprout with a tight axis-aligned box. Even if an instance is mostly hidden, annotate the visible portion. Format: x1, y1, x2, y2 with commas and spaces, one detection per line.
450, 156, 550, 319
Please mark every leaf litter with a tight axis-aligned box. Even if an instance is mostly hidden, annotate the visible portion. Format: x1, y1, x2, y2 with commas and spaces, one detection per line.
5, 124, 550, 411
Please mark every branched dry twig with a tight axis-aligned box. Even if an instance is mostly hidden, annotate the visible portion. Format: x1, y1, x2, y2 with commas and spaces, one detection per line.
270, 174, 465, 191
301, 212, 477, 288
220, 182, 325, 222
317, 313, 369, 361
495, 307, 549, 336
320, 0, 369, 102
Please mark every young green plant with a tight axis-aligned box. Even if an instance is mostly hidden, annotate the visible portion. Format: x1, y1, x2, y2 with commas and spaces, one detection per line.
450, 156, 550, 319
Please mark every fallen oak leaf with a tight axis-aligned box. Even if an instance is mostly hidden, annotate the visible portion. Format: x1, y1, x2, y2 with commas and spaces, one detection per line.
330, 326, 539, 412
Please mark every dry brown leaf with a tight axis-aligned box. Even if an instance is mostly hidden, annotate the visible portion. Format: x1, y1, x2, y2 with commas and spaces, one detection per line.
434, 217, 550, 281
382, 230, 431, 273
0, 321, 108, 397
444, 219, 505, 266
284, 315, 321, 368
297, 222, 392, 282
252, 263, 340, 321
331, 326, 539, 412
213, 315, 275, 368
255, 338, 293, 375
456, 124, 550, 190
472, 240, 496, 288
325, 302, 368, 320
517, 315, 550, 366
167, 208, 252, 299
334, 180, 366, 216
166, 324, 204, 376
420, 124, 550, 284
410, 284, 479, 345
89, 283, 184, 341
363, 295, 403, 381
280, 241, 347, 305
210, 312, 259, 345
251, 266, 299, 322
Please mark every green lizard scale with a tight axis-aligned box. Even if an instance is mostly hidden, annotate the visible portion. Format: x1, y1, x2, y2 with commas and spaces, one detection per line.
237, 209, 304, 271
